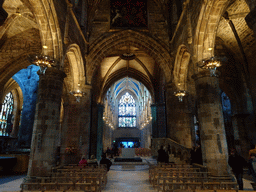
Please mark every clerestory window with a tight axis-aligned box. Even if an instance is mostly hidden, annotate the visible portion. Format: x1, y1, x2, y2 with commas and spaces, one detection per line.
118, 92, 136, 127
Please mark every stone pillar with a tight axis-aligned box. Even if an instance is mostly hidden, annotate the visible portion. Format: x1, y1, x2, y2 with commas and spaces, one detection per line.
27, 67, 66, 177
96, 104, 104, 160
157, 103, 167, 138
151, 103, 167, 138
61, 85, 92, 165
151, 104, 158, 138
193, 71, 229, 176
165, 84, 193, 148
232, 114, 251, 159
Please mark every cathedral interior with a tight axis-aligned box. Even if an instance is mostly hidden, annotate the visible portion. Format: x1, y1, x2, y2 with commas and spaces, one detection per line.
0, 0, 255, 179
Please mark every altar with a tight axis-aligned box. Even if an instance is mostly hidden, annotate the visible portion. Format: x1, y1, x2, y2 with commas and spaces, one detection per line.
114, 148, 142, 162
121, 148, 135, 158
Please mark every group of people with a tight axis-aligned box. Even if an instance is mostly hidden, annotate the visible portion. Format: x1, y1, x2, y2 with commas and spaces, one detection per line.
79, 153, 112, 171
105, 146, 119, 158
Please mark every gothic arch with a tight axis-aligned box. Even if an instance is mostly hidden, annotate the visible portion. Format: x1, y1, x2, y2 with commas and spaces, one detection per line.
173, 45, 190, 91
193, 0, 230, 69
23, 0, 63, 60
101, 68, 155, 103
87, 30, 173, 85
64, 44, 85, 91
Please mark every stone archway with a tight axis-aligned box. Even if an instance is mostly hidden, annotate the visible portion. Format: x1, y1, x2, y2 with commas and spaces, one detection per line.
86, 30, 173, 85
173, 45, 190, 91
64, 44, 86, 92
24, 0, 63, 60
193, 0, 230, 66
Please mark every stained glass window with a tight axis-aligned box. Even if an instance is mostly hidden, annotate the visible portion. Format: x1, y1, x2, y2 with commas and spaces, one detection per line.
0, 92, 14, 136
119, 92, 136, 127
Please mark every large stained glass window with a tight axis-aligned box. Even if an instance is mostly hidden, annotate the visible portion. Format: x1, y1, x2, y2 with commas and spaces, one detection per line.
0, 92, 14, 136
119, 92, 136, 127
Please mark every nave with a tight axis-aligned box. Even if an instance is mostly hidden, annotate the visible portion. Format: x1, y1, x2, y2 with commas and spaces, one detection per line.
0, 157, 255, 192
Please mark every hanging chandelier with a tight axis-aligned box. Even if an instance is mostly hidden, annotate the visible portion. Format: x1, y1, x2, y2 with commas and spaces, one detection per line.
28, 54, 55, 74
174, 90, 187, 102
198, 56, 221, 76
70, 84, 86, 102
70, 89, 85, 102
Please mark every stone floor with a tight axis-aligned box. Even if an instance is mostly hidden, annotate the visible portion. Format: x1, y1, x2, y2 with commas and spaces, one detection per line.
0, 157, 255, 191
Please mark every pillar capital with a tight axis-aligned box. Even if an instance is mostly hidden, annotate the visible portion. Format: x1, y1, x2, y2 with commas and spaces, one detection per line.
39, 67, 66, 79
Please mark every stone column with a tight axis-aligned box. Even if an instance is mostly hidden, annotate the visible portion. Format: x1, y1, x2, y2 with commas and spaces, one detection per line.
165, 84, 193, 148
193, 71, 229, 176
151, 104, 158, 138
61, 85, 92, 165
96, 104, 104, 160
151, 103, 167, 138
27, 67, 66, 177
232, 114, 251, 159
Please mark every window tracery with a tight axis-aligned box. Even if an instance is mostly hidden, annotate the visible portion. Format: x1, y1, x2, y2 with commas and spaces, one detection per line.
118, 92, 136, 127
0, 92, 14, 136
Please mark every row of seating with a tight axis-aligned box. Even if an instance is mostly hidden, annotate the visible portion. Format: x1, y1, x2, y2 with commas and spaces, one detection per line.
20, 164, 108, 192
157, 181, 238, 192
20, 181, 100, 192
149, 164, 237, 192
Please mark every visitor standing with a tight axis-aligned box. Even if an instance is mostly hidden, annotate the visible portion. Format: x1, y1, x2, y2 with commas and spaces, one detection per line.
157, 145, 168, 163
228, 149, 247, 190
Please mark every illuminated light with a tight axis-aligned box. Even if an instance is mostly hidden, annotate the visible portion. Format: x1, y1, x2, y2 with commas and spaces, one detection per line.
28, 54, 55, 75
198, 56, 222, 76
174, 90, 187, 102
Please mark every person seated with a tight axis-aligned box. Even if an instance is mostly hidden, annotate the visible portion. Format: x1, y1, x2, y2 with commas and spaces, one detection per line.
79, 155, 87, 167
100, 153, 112, 171
87, 155, 98, 168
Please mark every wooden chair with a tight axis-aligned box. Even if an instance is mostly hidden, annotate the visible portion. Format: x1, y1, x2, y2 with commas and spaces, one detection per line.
21, 191, 43, 192
20, 183, 41, 191
56, 182, 75, 191
74, 182, 99, 191
219, 182, 238, 190
202, 182, 221, 190
40, 182, 58, 191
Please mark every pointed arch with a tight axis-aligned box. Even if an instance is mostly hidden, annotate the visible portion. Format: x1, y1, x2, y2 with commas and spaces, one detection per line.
173, 45, 190, 90
87, 30, 173, 84
24, 0, 63, 61
193, 0, 230, 69
65, 44, 85, 91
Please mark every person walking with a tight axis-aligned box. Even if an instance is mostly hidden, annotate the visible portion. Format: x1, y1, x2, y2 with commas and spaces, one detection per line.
228, 149, 247, 190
